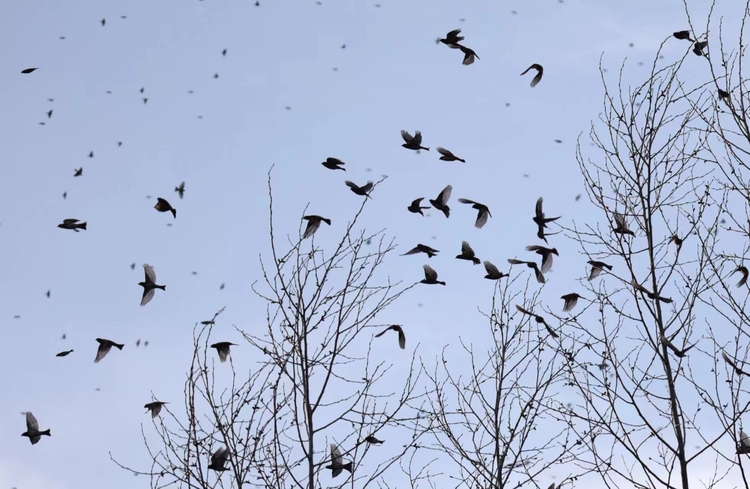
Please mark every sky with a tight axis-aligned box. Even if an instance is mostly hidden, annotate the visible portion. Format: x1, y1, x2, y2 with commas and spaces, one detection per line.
0, 0, 743, 488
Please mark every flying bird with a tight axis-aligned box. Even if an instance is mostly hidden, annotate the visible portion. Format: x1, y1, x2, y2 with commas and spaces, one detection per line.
144, 401, 168, 418
525, 245, 558, 273
508, 259, 545, 284
154, 197, 177, 218
437, 147, 465, 163
421, 264, 446, 285
515, 305, 558, 338
94, 338, 124, 363
429, 185, 453, 218
74, 167, 82, 177
561, 293, 584, 312
211, 342, 237, 362
222, 48, 227, 56
407, 197, 430, 216
734, 266, 748, 287
437, 28, 464, 47
208, 447, 230, 471
718, 89, 731, 105
47, 109, 53, 119
587, 260, 612, 280
57, 218, 87, 232
21, 412, 50, 445
402, 244, 439, 258
660, 334, 696, 358
457, 198, 491, 228
56, 349, 74, 357
520, 64, 544, 87
326, 443, 353, 478
738, 429, 750, 454
673, 30, 694, 42
21, 68, 38, 74
631, 279, 673, 303
302, 215, 331, 239
138, 264, 166, 306
322, 157, 346, 171
722, 351, 750, 377
401, 130, 430, 151
345, 180, 374, 197
365, 435, 385, 444
374, 325, 406, 349
483, 261, 508, 280
533, 197, 560, 242
88, 151, 94, 158
174, 181, 185, 199
613, 211, 635, 236
456, 241, 481, 265
693, 40, 708, 56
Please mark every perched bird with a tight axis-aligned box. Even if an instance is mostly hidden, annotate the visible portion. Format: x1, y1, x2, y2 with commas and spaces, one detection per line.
437, 28, 464, 47
345, 180, 374, 197
660, 334, 696, 358
722, 351, 750, 377
138, 264, 166, 306
326, 443, 353, 477
365, 435, 385, 444
74, 167, 82, 177
515, 305, 558, 338
144, 401, 168, 418
322, 157, 346, 171
612, 211, 635, 236
673, 30, 694, 42
587, 260, 612, 280
631, 279, 673, 303
94, 338, 124, 363
525, 245, 558, 273
457, 198, 491, 228
174, 181, 185, 199
154, 197, 177, 218
302, 215, 331, 239
208, 447, 230, 471
401, 130, 430, 151
429, 185, 453, 218
520, 64, 544, 87
533, 198, 560, 242
561, 293, 585, 312
421, 264, 446, 285
21, 68, 39, 74
670, 235, 683, 248
508, 259, 545, 284
437, 147, 466, 163
407, 197, 430, 216
734, 266, 748, 287
57, 218, 87, 232
693, 40, 708, 56
21, 412, 50, 445
211, 342, 237, 362
374, 325, 406, 349
455, 241, 481, 265
56, 349, 74, 357
483, 261, 508, 280
402, 244, 439, 258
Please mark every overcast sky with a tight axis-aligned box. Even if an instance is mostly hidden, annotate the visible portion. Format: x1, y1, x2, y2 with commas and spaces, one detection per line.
0, 0, 739, 488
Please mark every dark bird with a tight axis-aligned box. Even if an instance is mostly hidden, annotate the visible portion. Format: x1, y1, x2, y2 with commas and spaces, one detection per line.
561, 293, 585, 312
302, 215, 331, 239
718, 89, 731, 105
533, 197, 560, 242
365, 435, 385, 444
144, 401, 168, 418
734, 266, 749, 287
407, 197, 430, 216
154, 197, 176, 218
421, 264, 446, 285
47, 109, 53, 119
57, 218, 87, 232
374, 325, 406, 349
587, 260, 612, 280
508, 258, 546, 284
322, 157, 346, 171
21, 68, 38, 74
56, 349, 74, 357
483, 261, 508, 280
401, 244, 439, 258
515, 305, 558, 338
631, 278, 673, 303
326, 443, 353, 477
143, 98, 148, 104
138, 264, 166, 306
612, 211, 635, 236
670, 235, 683, 248
456, 241, 481, 265
437, 147, 465, 163
130, 263, 136, 270
738, 430, 750, 455
722, 351, 750, 377
74, 167, 82, 177
345, 180, 374, 197
693, 40, 708, 56
673, 30, 694, 42
88, 151, 94, 158
520, 64, 544, 87
401, 130, 430, 151
46, 290, 50, 298
174, 181, 185, 199
437, 28, 464, 47
457, 44, 480, 65
525, 245, 558, 273
62, 192, 67, 199
208, 447, 230, 471
660, 334, 696, 358
101, 18, 105, 26
21, 412, 50, 445
457, 198, 491, 228
94, 338, 124, 363
222, 48, 227, 56
211, 342, 237, 362
429, 185, 452, 218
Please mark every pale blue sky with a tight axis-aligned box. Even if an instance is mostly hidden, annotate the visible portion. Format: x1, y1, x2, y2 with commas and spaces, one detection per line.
0, 0, 737, 488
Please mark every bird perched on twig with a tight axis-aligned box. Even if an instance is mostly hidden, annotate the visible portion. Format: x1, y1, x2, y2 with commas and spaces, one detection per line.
322, 157, 346, 171
21, 412, 50, 445
520, 64, 544, 87
458, 198, 491, 228
345, 180, 373, 198
515, 305, 558, 338
508, 259, 545, 284
437, 147, 465, 163
374, 325, 406, 349
402, 244, 439, 258
302, 215, 331, 239
483, 261, 508, 280
174, 181, 185, 199
138, 264, 166, 306
94, 338, 124, 363
401, 130, 430, 151
208, 447, 230, 471
58, 218, 87, 232
407, 197, 430, 216
154, 197, 177, 218
429, 185, 452, 218
420, 264, 446, 285
525, 245, 558, 273
587, 260, 612, 280
326, 443, 353, 477
211, 342, 237, 362
455, 241, 480, 265
561, 293, 585, 312
144, 401, 168, 417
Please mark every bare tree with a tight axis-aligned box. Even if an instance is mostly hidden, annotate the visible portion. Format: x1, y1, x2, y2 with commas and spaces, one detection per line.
112, 168, 428, 489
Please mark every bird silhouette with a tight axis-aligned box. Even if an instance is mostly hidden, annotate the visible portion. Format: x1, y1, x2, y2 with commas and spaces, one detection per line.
407, 197, 430, 216
561, 293, 584, 312
144, 401, 168, 418
515, 305, 558, 338
722, 351, 750, 377
21, 412, 50, 445
456, 240, 481, 265
174, 181, 185, 199
483, 261, 508, 280
437, 147, 465, 163
734, 266, 748, 287
345, 180, 374, 197
326, 443, 353, 477
587, 260, 612, 280
94, 338, 124, 363
421, 264, 446, 285
402, 244, 439, 258
208, 447, 230, 471
56, 349, 74, 357
437, 28, 464, 47
138, 264, 166, 306
508, 258, 545, 284
154, 197, 177, 218
612, 211, 635, 236
73, 167, 82, 177
211, 342, 237, 362
365, 435, 385, 444
673, 30, 694, 42
429, 185, 453, 218
456, 44, 480, 65
322, 157, 346, 171
302, 215, 331, 239
21, 68, 38, 74
57, 218, 87, 232
693, 40, 708, 56
458, 198, 491, 228
374, 325, 406, 349
660, 334, 696, 358
533, 197, 560, 242
525, 245, 558, 273
401, 130, 430, 151
520, 64, 544, 87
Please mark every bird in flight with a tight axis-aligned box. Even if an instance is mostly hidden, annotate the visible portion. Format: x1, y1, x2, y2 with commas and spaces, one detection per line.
94, 338, 124, 363
407, 197, 430, 216
374, 325, 406, 349
520, 64, 544, 87
138, 264, 166, 306
457, 198, 491, 228
174, 182, 185, 199
302, 215, 331, 239
401, 130, 430, 151
21, 412, 50, 445
326, 443, 353, 477
154, 197, 177, 218
57, 218, 87, 232
322, 157, 346, 171
429, 185, 453, 218
211, 342, 237, 362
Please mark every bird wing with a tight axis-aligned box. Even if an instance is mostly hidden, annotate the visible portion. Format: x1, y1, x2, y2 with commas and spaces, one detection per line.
447, 28, 462, 38
400, 130, 413, 143
436, 147, 451, 157
94, 343, 111, 363
143, 263, 156, 283
515, 304, 532, 316
374, 326, 392, 338
535, 197, 544, 218
141, 288, 155, 306
360, 181, 374, 193
62, 219, 79, 224
423, 264, 437, 280
475, 208, 489, 228
437, 185, 453, 205
614, 211, 627, 229
531, 71, 543, 87
330, 443, 342, 464
26, 411, 39, 431
412, 131, 423, 145
457, 198, 476, 205
411, 197, 424, 206
303, 219, 321, 239
461, 241, 475, 256
344, 180, 358, 191
397, 328, 406, 349
484, 261, 500, 275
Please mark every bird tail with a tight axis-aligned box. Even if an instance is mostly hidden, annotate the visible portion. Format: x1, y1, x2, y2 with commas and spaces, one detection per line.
158, 285, 166, 290
458, 158, 466, 163
79, 222, 88, 230
322, 218, 332, 225
171, 209, 177, 218
114, 343, 125, 350
42, 429, 51, 436
472, 258, 480, 265
343, 462, 353, 473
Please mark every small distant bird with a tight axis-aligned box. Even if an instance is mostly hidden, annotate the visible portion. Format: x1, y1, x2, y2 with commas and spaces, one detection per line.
670, 235, 683, 248
429, 185, 453, 218
222, 48, 227, 56
94, 338, 124, 363
630, 279, 673, 303
587, 260, 612, 280
21, 412, 50, 445
101, 18, 106, 26
144, 401, 168, 418
143, 98, 148, 104
401, 130, 430, 151
515, 305, 558, 338
718, 89, 731, 105
612, 211, 635, 236
208, 447, 230, 471
154, 197, 176, 218
174, 181, 185, 199
74, 167, 82, 177
722, 351, 750, 376
561, 293, 584, 312
520, 64, 544, 87
533, 197, 560, 242
62, 192, 67, 199
457, 198, 491, 228
326, 443, 353, 477
56, 349, 74, 357
508, 259, 545, 284
734, 266, 749, 287
46, 290, 50, 298
402, 244, 439, 258
47, 109, 53, 119
456, 44, 479, 65
201, 320, 215, 325
374, 325, 406, 349
483, 261, 508, 280
365, 435, 385, 444
673, 30, 694, 42
421, 264, 446, 285
220, 283, 225, 290
322, 157, 346, 171
693, 41, 708, 56
138, 264, 166, 306
437, 147, 465, 163
21, 68, 38, 74
660, 334, 696, 358
302, 215, 331, 239
211, 342, 237, 362
525, 245, 558, 273
57, 218, 87, 232
456, 241, 481, 265
88, 151, 94, 158
437, 28, 464, 47
345, 180, 374, 197
130, 263, 136, 270
407, 197, 430, 216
